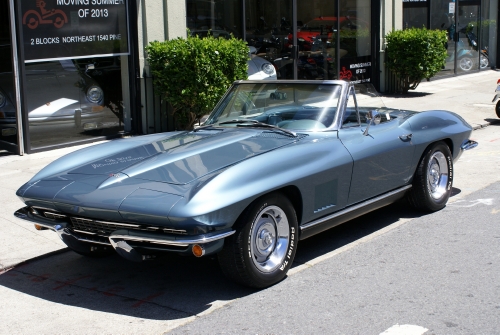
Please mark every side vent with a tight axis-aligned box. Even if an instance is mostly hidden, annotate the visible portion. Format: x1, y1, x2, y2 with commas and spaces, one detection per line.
314, 179, 338, 214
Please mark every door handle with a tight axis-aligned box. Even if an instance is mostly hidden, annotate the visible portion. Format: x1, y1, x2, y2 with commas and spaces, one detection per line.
399, 134, 412, 142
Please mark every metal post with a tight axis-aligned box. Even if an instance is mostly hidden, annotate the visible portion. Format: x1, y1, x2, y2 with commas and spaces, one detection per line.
9, 0, 24, 155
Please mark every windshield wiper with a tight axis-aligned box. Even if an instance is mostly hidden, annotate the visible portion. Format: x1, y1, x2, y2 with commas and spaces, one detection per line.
214, 119, 297, 137
234, 121, 297, 138
219, 119, 259, 125
192, 124, 223, 132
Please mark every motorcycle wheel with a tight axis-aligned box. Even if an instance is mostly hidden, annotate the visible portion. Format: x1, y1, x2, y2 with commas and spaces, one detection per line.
458, 57, 473, 71
480, 53, 489, 69
496, 101, 500, 119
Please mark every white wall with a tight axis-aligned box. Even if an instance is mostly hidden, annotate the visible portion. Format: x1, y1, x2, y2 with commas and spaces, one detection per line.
378, 0, 403, 92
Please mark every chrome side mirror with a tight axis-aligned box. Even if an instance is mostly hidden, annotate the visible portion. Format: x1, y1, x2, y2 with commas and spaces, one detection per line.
363, 110, 381, 136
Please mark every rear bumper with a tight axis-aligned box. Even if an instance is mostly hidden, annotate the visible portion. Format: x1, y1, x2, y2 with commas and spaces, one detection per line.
14, 206, 234, 260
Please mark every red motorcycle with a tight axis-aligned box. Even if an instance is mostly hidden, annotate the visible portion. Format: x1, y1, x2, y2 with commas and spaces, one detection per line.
23, 0, 68, 30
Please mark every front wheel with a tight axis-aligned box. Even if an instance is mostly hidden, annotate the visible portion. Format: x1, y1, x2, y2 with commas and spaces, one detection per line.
496, 101, 500, 118
218, 193, 298, 288
459, 57, 473, 71
407, 142, 453, 212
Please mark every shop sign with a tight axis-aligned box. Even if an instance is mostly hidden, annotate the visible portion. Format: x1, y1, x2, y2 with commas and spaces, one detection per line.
339, 59, 372, 84
20, 0, 129, 62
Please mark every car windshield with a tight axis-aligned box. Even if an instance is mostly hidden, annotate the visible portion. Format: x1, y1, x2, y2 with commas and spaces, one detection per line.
205, 82, 342, 131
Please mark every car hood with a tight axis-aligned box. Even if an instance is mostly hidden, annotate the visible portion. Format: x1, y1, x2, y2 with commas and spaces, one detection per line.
16, 129, 300, 221
44, 129, 299, 185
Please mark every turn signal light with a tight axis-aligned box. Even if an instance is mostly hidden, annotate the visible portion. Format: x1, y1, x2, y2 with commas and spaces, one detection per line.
34, 224, 47, 231
192, 244, 205, 257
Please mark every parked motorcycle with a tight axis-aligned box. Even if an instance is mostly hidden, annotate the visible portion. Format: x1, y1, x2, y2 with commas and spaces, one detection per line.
465, 30, 489, 69
492, 79, 500, 118
445, 38, 475, 72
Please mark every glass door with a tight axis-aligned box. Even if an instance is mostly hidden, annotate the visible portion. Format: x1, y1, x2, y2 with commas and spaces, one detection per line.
294, 0, 372, 82
431, 0, 481, 76
456, 1, 480, 73
245, 0, 293, 79
0, 0, 21, 154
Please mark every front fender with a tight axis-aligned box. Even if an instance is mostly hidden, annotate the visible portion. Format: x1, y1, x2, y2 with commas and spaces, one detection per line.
168, 135, 353, 228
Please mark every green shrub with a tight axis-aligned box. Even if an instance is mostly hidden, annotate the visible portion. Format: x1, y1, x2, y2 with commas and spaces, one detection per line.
385, 28, 447, 93
146, 34, 249, 129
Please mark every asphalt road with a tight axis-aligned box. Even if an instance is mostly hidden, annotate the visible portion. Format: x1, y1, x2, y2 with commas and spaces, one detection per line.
0, 124, 499, 334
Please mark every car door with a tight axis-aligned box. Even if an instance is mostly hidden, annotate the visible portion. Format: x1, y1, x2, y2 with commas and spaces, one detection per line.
338, 86, 415, 205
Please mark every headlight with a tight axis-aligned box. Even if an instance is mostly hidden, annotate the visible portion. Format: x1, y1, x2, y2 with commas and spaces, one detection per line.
0, 91, 6, 108
261, 63, 276, 75
86, 86, 104, 104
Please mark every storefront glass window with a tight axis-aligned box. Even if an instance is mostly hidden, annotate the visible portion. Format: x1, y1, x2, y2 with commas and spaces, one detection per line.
25, 56, 124, 150
295, 0, 337, 80
403, 6, 428, 29
456, 4, 480, 73
185, 0, 373, 83
245, 0, 293, 79
338, 0, 372, 83
187, 0, 243, 39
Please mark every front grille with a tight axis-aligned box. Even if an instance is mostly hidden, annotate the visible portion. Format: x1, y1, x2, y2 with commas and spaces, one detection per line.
30, 207, 186, 237
70, 217, 140, 235
69, 217, 187, 236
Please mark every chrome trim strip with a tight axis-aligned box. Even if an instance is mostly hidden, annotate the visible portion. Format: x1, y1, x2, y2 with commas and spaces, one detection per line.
72, 217, 93, 223
94, 220, 141, 228
44, 212, 67, 219
163, 228, 187, 234
32, 206, 58, 213
301, 185, 412, 231
73, 229, 97, 235
109, 230, 236, 247
461, 140, 478, 151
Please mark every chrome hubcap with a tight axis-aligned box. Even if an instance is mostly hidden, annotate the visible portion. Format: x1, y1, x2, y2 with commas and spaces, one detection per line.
427, 151, 449, 200
250, 205, 290, 273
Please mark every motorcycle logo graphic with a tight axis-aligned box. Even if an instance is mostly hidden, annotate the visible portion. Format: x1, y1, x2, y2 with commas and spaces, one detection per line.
23, 0, 68, 29
339, 67, 353, 80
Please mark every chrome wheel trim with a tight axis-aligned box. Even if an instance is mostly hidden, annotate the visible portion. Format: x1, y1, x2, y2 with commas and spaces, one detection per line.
459, 57, 473, 71
427, 151, 449, 200
250, 205, 290, 273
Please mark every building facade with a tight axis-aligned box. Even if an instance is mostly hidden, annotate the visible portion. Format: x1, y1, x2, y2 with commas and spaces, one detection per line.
1, 0, 497, 155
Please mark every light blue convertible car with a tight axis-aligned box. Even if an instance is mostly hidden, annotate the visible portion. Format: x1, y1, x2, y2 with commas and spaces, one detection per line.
15, 80, 477, 288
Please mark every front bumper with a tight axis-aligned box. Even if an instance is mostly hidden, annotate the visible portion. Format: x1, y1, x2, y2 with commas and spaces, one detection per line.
14, 206, 234, 261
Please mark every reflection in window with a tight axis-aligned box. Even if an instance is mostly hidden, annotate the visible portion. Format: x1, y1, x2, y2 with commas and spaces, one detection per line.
186, 0, 242, 39
25, 57, 124, 149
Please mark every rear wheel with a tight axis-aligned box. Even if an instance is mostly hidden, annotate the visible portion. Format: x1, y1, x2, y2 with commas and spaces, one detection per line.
480, 53, 489, 69
218, 193, 298, 288
407, 142, 453, 212
496, 101, 500, 118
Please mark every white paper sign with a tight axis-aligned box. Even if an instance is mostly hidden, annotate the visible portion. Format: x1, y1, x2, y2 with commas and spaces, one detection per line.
449, 2, 455, 14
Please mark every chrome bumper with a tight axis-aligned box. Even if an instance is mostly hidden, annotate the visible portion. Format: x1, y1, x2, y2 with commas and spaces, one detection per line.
14, 206, 234, 260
